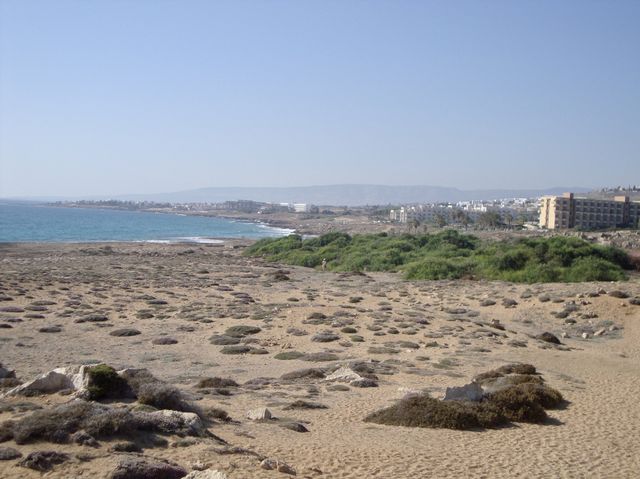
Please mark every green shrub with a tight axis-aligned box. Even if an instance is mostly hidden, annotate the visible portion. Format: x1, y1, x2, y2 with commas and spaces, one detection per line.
87, 365, 129, 400
562, 257, 626, 282
245, 232, 630, 283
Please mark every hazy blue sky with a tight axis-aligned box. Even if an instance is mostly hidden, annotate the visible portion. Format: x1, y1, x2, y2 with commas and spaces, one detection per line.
1, 0, 639, 198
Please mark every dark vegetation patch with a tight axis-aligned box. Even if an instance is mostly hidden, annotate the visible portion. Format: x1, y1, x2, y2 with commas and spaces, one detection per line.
209, 335, 241, 345
38, 326, 62, 333
110, 328, 141, 337
245, 231, 631, 283
220, 345, 252, 355
274, 351, 306, 360
225, 325, 262, 337
536, 332, 562, 345
301, 352, 339, 362
87, 365, 130, 400
1, 400, 208, 446
280, 368, 326, 380
364, 365, 565, 430
152, 337, 178, 345
203, 406, 231, 422
196, 377, 238, 389
119, 369, 201, 415
284, 400, 328, 410
75, 314, 109, 323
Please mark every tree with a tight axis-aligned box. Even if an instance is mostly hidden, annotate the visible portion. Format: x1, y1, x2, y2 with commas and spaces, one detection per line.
408, 218, 421, 233
504, 212, 514, 229
452, 209, 471, 229
433, 213, 447, 228
477, 211, 501, 229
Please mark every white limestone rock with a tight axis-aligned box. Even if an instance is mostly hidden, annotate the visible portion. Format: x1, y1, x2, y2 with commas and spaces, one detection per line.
184, 470, 228, 479
246, 407, 272, 421
443, 382, 484, 402
2, 365, 91, 398
324, 367, 363, 383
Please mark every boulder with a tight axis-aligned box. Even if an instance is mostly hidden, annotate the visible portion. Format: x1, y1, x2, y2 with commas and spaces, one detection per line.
246, 407, 272, 421
0, 364, 16, 379
443, 382, 484, 402
2, 365, 91, 398
150, 410, 208, 437
109, 457, 187, 479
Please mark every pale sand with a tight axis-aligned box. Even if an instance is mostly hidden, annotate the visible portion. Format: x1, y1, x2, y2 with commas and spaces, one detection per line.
0, 242, 638, 478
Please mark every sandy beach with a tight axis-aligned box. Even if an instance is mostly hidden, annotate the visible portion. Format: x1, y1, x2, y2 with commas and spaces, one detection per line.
1, 241, 639, 478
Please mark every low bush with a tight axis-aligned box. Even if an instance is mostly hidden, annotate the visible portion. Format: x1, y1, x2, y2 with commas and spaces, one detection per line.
284, 400, 328, 410
87, 365, 130, 400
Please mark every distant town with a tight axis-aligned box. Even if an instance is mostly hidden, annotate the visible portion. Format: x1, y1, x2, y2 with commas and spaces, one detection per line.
51, 186, 640, 232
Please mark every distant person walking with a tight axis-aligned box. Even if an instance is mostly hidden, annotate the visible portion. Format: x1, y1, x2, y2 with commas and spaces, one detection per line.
321, 258, 327, 271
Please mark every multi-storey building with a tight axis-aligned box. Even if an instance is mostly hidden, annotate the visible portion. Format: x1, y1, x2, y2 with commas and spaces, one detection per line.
539, 193, 640, 229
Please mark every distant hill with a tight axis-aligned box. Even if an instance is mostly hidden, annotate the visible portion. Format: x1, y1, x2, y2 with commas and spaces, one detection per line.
114, 184, 590, 206
5, 185, 591, 206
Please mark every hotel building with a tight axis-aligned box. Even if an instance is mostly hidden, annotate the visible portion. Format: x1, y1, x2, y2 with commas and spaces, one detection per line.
539, 193, 640, 230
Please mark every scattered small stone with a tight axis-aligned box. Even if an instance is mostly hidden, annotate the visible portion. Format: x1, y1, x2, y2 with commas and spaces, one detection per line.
0, 446, 22, 460
72, 431, 99, 447
18, 451, 69, 472
260, 458, 297, 475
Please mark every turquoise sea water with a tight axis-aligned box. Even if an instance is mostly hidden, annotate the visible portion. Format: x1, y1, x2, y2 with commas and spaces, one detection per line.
0, 202, 293, 243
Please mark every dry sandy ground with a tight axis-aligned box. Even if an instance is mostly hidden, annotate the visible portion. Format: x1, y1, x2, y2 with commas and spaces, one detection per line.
0, 242, 639, 478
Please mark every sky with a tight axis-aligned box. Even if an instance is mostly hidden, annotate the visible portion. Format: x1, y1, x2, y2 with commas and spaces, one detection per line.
1, 0, 639, 198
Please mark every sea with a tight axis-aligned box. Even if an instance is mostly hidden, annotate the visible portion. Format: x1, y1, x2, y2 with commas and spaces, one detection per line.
0, 202, 294, 243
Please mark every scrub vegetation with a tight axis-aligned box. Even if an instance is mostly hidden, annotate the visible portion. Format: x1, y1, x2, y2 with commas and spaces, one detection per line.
246, 230, 632, 283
